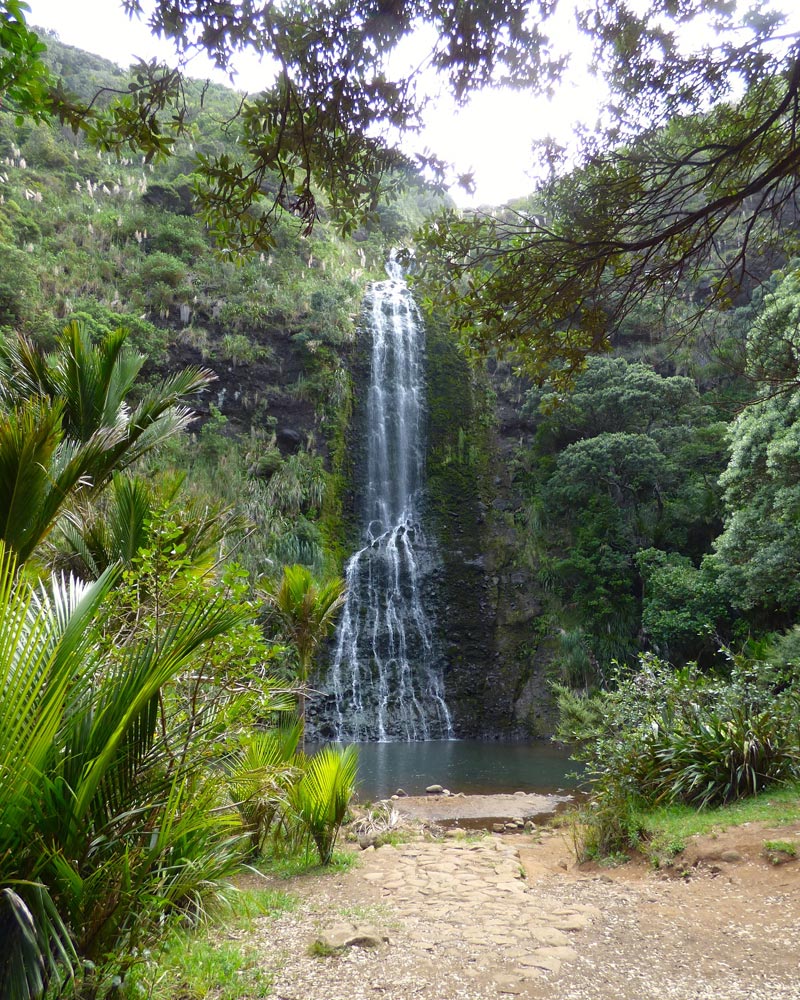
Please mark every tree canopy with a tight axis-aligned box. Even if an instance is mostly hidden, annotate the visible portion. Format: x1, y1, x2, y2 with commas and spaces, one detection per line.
711, 270, 800, 613
10, 0, 563, 247
1, 0, 794, 283
413, 2, 800, 381
0, 0, 50, 118
1, 0, 799, 394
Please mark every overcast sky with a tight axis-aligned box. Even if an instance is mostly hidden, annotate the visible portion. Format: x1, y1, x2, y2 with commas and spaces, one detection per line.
27, 1, 800, 207
27, 0, 605, 207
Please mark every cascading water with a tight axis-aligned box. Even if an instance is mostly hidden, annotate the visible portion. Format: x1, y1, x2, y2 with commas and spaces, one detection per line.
324, 255, 452, 741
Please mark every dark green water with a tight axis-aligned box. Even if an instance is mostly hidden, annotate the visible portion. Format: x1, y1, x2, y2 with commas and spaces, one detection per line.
349, 740, 581, 801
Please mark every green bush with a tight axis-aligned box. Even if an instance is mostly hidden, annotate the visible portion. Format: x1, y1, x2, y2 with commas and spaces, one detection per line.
135, 251, 188, 290
557, 650, 800, 855
653, 702, 799, 807
66, 300, 169, 361
0, 545, 254, 998
219, 332, 273, 367
151, 216, 208, 260
637, 548, 731, 663
0, 242, 37, 329
573, 783, 644, 861
228, 722, 303, 855
230, 738, 358, 867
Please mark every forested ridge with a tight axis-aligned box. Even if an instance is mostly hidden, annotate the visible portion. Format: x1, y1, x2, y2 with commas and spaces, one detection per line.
1, 4, 800, 997
0, 29, 450, 574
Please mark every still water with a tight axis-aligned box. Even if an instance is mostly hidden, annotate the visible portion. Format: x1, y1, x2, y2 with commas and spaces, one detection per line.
347, 740, 582, 802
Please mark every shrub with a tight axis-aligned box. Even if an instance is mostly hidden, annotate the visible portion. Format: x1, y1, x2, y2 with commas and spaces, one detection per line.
151, 216, 208, 260
0, 546, 252, 998
219, 332, 273, 367
557, 651, 800, 855
0, 242, 37, 329
137, 250, 187, 289
228, 722, 303, 855
572, 783, 644, 861
66, 300, 169, 361
654, 702, 800, 807
230, 740, 359, 867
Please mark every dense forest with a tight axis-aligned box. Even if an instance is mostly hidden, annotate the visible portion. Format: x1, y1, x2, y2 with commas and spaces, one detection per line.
2, 3, 800, 997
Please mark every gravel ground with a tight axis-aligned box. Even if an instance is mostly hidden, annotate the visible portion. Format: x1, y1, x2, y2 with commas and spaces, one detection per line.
241, 820, 800, 1000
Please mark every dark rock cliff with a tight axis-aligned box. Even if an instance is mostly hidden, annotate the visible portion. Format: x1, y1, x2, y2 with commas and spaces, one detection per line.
423, 319, 558, 738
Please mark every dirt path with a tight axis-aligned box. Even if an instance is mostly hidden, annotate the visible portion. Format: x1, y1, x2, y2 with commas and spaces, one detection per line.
246, 821, 800, 1000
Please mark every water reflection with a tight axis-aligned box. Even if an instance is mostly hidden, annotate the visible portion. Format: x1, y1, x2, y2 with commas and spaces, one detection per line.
333, 740, 582, 801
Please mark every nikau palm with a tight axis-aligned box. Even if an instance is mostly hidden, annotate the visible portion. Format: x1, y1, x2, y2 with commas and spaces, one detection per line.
0, 321, 213, 455
0, 542, 248, 1000
289, 744, 358, 864
263, 564, 345, 732
50, 472, 234, 581
0, 323, 213, 564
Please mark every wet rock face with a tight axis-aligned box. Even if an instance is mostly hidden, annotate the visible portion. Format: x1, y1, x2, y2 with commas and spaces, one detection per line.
276, 426, 303, 453
316, 265, 451, 742
424, 331, 558, 738
312, 299, 560, 741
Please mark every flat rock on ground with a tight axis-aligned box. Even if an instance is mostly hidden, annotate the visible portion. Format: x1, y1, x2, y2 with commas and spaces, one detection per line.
388, 792, 573, 824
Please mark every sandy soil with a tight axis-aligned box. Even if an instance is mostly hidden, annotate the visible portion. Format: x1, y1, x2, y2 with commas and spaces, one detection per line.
517, 819, 800, 999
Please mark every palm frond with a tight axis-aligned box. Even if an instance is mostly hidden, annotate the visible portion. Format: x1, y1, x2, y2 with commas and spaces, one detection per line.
263, 565, 345, 678
0, 335, 53, 405
46, 322, 143, 440
68, 596, 248, 830
288, 744, 358, 864
0, 884, 76, 1000
0, 400, 63, 562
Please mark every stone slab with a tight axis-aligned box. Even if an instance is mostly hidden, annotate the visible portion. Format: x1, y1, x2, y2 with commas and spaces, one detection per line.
388, 792, 573, 824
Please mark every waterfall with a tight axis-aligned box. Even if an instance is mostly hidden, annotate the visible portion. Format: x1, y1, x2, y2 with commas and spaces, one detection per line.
324, 256, 452, 741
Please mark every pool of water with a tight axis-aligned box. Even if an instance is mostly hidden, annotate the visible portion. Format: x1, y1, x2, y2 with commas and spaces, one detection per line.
345, 740, 582, 801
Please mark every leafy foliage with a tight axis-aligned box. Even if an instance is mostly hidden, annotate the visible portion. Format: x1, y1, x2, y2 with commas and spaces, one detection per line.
0, 323, 212, 564
287, 745, 359, 865
418, 10, 800, 382
0, 541, 257, 998
558, 651, 800, 857
262, 564, 345, 731
228, 722, 303, 855
0, 1, 52, 120
637, 549, 730, 663
513, 356, 727, 671
263, 565, 345, 670
48, 472, 233, 580
710, 269, 800, 617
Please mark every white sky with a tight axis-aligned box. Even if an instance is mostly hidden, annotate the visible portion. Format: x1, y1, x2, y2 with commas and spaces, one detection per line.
26, 0, 601, 207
